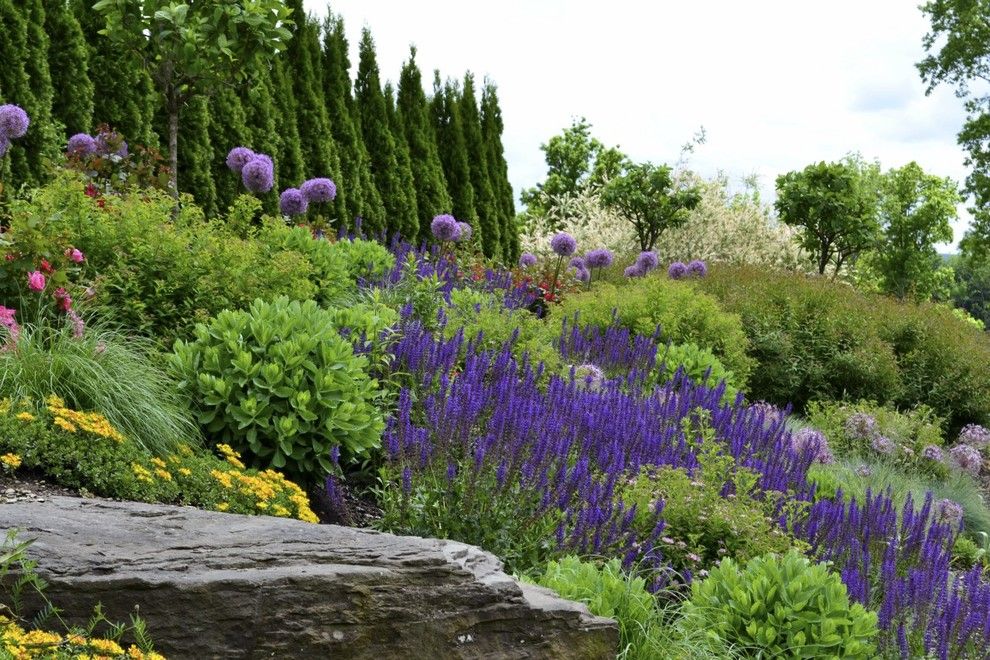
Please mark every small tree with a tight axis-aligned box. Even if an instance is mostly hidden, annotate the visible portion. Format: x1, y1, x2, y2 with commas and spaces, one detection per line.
601, 161, 702, 251
93, 0, 293, 200
775, 158, 881, 275
875, 161, 959, 300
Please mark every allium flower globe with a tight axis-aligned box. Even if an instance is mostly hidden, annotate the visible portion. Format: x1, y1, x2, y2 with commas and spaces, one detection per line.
456, 222, 472, 242
933, 498, 964, 528
585, 248, 614, 269
573, 364, 605, 391
949, 444, 982, 475
667, 261, 688, 279
575, 267, 591, 283
871, 434, 895, 455
95, 129, 127, 157
844, 412, 877, 441
854, 464, 873, 478
279, 188, 308, 216
550, 232, 577, 257
687, 260, 708, 277
66, 133, 97, 157
569, 257, 586, 270
750, 401, 785, 426
791, 428, 835, 464
241, 156, 274, 193
959, 424, 990, 448
430, 214, 461, 242
624, 264, 644, 278
636, 251, 659, 272
519, 253, 538, 268
0, 104, 29, 139
921, 445, 944, 462
300, 178, 337, 203
226, 147, 255, 174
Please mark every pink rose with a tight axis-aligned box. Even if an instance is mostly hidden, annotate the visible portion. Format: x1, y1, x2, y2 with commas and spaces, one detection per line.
65, 248, 84, 263
27, 271, 45, 292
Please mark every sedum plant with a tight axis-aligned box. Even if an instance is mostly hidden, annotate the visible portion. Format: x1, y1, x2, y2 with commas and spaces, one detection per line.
682, 550, 878, 659
171, 297, 384, 485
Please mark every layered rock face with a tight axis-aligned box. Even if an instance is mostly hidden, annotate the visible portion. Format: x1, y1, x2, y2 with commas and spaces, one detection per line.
0, 497, 617, 659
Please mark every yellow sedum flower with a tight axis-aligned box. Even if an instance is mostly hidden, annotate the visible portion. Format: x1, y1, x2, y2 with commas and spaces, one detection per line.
216, 443, 246, 470
53, 416, 78, 432
217, 502, 230, 511
88, 638, 125, 656
0, 453, 21, 470
45, 396, 125, 442
15, 411, 35, 422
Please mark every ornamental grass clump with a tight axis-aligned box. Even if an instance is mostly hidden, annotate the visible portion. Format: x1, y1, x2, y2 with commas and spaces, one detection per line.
171, 297, 384, 486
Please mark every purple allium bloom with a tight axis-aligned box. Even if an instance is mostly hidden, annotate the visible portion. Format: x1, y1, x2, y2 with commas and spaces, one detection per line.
687, 259, 708, 277
569, 256, 586, 270
791, 428, 835, 464
933, 498, 964, 528
844, 412, 877, 441
871, 434, 895, 455
241, 155, 274, 193
95, 129, 127, 157
0, 104, 29, 139
519, 252, 538, 268
301, 177, 337, 203
431, 214, 461, 242
949, 444, 983, 476
636, 251, 659, 272
573, 363, 605, 391
279, 188, 308, 216
456, 222, 472, 242
550, 232, 577, 257
575, 267, 591, 283
750, 401, 785, 426
585, 248, 614, 269
66, 133, 97, 157
855, 464, 873, 478
667, 261, 688, 279
226, 146, 255, 174
922, 445, 945, 462
959, 424, 990, 448
624, 263, 645, 278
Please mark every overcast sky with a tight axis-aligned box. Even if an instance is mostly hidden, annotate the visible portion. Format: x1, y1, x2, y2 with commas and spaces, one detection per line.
303, 0, 971, 248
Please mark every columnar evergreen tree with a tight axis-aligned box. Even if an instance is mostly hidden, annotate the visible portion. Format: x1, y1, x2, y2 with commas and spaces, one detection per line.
73, 0, 157, 146
432, 74, 478, 238
322, 13, 385, 233
43, 0, 93, 136
459, 73, 501, 258
270, 59, 307, 192
355, 28, 417, 239
384, 82, 420, 240
480, 81, 518, 260
175, 96, 218, 216
18, 0, 61, 184
209, 87, 255, 211
0, 0, 32, 188
397, 46, 452, 244
238, 62, 282, 214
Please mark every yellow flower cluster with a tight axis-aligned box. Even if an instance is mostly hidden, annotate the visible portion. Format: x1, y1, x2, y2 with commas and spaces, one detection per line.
45, 396, 125, 443
15, 412, 35, 423
216, 444, 246, 470
0, 616, 166, 659
1, 453, 21, 470
208, 464, 318, 523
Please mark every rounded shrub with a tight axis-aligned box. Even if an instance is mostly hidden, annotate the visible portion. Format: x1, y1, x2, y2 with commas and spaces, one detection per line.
655, 341, 741, 401
171, 297, 384, 485
683, 550, 878, 659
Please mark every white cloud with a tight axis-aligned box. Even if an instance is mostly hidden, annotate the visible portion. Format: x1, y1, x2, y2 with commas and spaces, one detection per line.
304, 0, 975, 248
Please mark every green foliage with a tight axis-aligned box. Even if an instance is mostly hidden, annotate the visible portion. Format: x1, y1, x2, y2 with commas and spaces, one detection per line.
0, 321, 199, 456
480, 82, 519, 261
459, 74, 501, 258
330, 237, 396, 282
875, 161, 959, 300
655, 342, 741, 402
383, 82, 420, 241
601, 161, 703, 252
683, 550, 879, 659
432, 75, 478, 236
171, 297, 384, 485
698, 265, 990, 429
43, 0, 93, 135
559, 278, 752, 384
775, 156, 882, 275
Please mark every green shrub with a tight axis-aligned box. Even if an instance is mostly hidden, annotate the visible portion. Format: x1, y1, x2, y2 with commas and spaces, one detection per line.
558, 278, 752, 384
328, 236, 396, 282
655, 342, 741, 402
0, 321, 199, 455
0, 398, 318, 522
171, 297, 384, 485
698, 265, 990, 430
256, 223, 357, 307
682, 550, 878, 659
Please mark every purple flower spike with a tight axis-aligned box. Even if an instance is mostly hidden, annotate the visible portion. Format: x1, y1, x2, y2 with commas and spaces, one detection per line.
431, 214, 461, 242
301, 177, 337, 203
226, 146, 256, 174
279, 188, 308, 216
667, 262, 688, 279
550, 232, 577, 257
241, 155, 274, 193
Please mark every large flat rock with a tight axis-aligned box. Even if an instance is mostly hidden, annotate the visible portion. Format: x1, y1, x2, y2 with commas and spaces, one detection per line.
0, 497, 616, 659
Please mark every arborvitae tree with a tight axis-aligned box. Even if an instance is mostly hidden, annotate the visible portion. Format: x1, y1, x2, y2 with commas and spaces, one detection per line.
19, 0, 62, 184
397, 47, 452, 244
239, 62, 282, 214
459, 73, 500, 258
384, 82, 420, 240
480, 80, 518, 260
270, 58, 307, 191
73, 0, 157, 147
355, 28, 417, 239
432, 74, 478, 237
175, 96, 218, 216
43, 0, 93, 136
0, 0, 33, 189
322, 13, 386, 233
209, 86, 254, 211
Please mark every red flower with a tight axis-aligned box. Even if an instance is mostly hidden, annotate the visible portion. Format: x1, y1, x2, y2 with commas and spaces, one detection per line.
84, 183, 98, 198
97, 198, 106, 209
40, 259, 53, 274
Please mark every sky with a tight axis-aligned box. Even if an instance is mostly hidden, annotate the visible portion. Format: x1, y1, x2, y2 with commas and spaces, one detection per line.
303, 0, 972, 249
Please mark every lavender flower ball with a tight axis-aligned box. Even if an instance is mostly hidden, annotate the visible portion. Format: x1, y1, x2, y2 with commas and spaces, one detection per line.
871, 434, 895, 455
519, 253, 538, 268
636, 251, 659, 272
921, 445, 944, 462
855, 464, 873, 478
431, 214, 461, 242
750, 401, 784, 426
687, 259, 708, 277
959, 424, 990, 448
791, 428, 834, 464
550, 232, 577, 257
575, 267, 591, 283
66, 133, 97, 157
301, 177, 337, 203
585, 248, 614, 269
226, 147, 255, 174
0, 104, 29, 139
574, 363, 605, 391
569, 256, 586, 270
241, 156, 274, 193
844, 412, 877, 441
279, 188, 308, 216
624, 264, 645, 278
667, 261, 688, 279
456, 222, 472, 242
949, 444, 983, 476
933, 498, 964, 528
